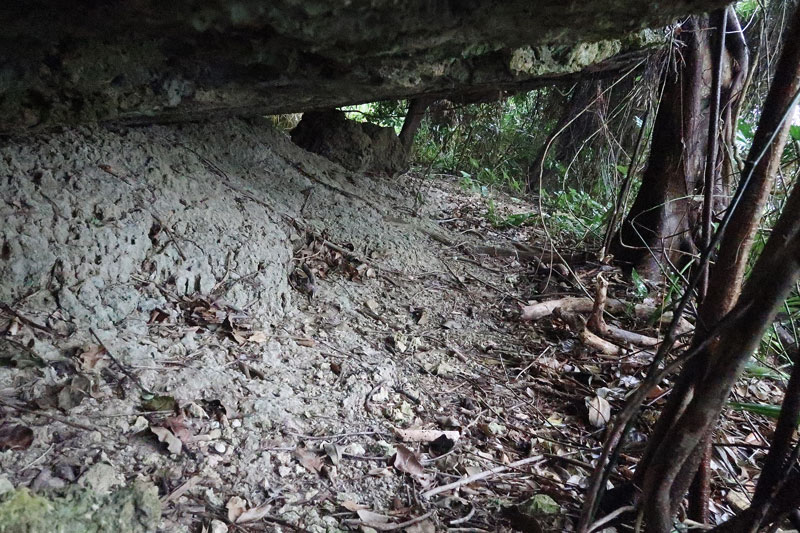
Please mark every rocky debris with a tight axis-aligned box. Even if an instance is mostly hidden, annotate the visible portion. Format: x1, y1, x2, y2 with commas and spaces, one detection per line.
291, 110, 409, 175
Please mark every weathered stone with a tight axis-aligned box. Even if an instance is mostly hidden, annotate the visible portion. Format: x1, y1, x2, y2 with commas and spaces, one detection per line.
291, 111, 408, 175
0, 0, 730, 131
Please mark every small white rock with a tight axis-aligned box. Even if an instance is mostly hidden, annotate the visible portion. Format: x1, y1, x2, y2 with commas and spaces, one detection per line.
0, 476, 13, 496
209, 519, 228, 533
213, 442, 227, 454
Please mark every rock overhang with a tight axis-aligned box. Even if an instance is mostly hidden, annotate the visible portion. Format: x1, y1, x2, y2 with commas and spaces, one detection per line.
0, 0, 731, 131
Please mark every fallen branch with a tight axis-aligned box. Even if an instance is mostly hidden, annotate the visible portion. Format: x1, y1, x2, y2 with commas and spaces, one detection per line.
394, 428, 460, 443
586, 275, 660, 348
521, 296, 693, 334
581, 327, 624, 356
0, 303, 66, 338
471, 244, 586, 266
0, 399, 100, 434
586, 505, 636, 533
422, 455, 543, 499
587, 275, 610, 333
415, 224, 586, 266
346, 511, 434, 532
604, 325, 660, 347
556, 308, 624, 356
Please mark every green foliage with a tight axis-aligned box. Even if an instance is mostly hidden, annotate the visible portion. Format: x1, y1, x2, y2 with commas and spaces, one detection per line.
736, 117, 755, 145
735, 0, 759, 19
730, 401, 799, 424
497, 212, 538, 228
412, 90, 560, 193
458, 171, 490, 196
485, 198, 500, 226
661, 261, 693, 307
743, 361, 789, 380
342, 100, 407, 131
630, 269, 649, 301
540, 187, 610, 243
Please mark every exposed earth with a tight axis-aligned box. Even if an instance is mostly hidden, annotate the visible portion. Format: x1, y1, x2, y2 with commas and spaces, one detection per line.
0, 118, 781, 532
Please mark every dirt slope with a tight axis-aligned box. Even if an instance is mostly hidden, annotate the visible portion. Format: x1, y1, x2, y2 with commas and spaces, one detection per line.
0, 118, 621, 531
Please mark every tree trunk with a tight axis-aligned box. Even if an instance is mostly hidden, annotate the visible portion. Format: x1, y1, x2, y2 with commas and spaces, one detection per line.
399, 97, 436, 152
631, 4, 800, 529
639, 163, 800, 532
525, 79, 605, 192
610, 13, 747, 278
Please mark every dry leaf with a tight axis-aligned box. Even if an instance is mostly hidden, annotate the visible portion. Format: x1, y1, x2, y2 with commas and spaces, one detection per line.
57, 375, 93, 411
164, 415, 192, 443
236, 503, 272, 523
406, 520, 436, 533
341, 500, 368, 512
356, 509, 392, 524
395, 428, 460, 443
7, 317, 22, 336
296, 337, 315, 347
151, 426, 182, 454
184, 402, 209, 419
294, 447, 323, 473
208, 520, 227, 533
148, 308, 170, 324
248, 331, 269, 343
392, 444, 425, 477
587, 395, 611, 427
78, 345, 107, 372
725, 490, 750, 512
226, 496, 247, 522
230, 330, 247, 345
323, 442, 343, 466
0, 423, 34, 451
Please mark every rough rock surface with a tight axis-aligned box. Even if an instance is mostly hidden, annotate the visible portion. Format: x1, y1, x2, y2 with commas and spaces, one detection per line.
290, 111, 408, 175
0, 0, 729, 131
0, 118, 450, 530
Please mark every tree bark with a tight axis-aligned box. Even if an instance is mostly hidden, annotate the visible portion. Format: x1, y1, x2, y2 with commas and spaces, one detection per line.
641, 179, 800, 531
611, 13, 748, 278
610, 17, 710, 276
690, 9, 729, 522
633, 4, 800, 528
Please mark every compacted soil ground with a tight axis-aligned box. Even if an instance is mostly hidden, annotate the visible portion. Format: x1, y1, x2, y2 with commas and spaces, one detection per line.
0, 118, 781, 532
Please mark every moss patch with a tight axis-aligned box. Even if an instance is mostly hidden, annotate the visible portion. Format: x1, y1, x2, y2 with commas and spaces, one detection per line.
0, 482, 160, 533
